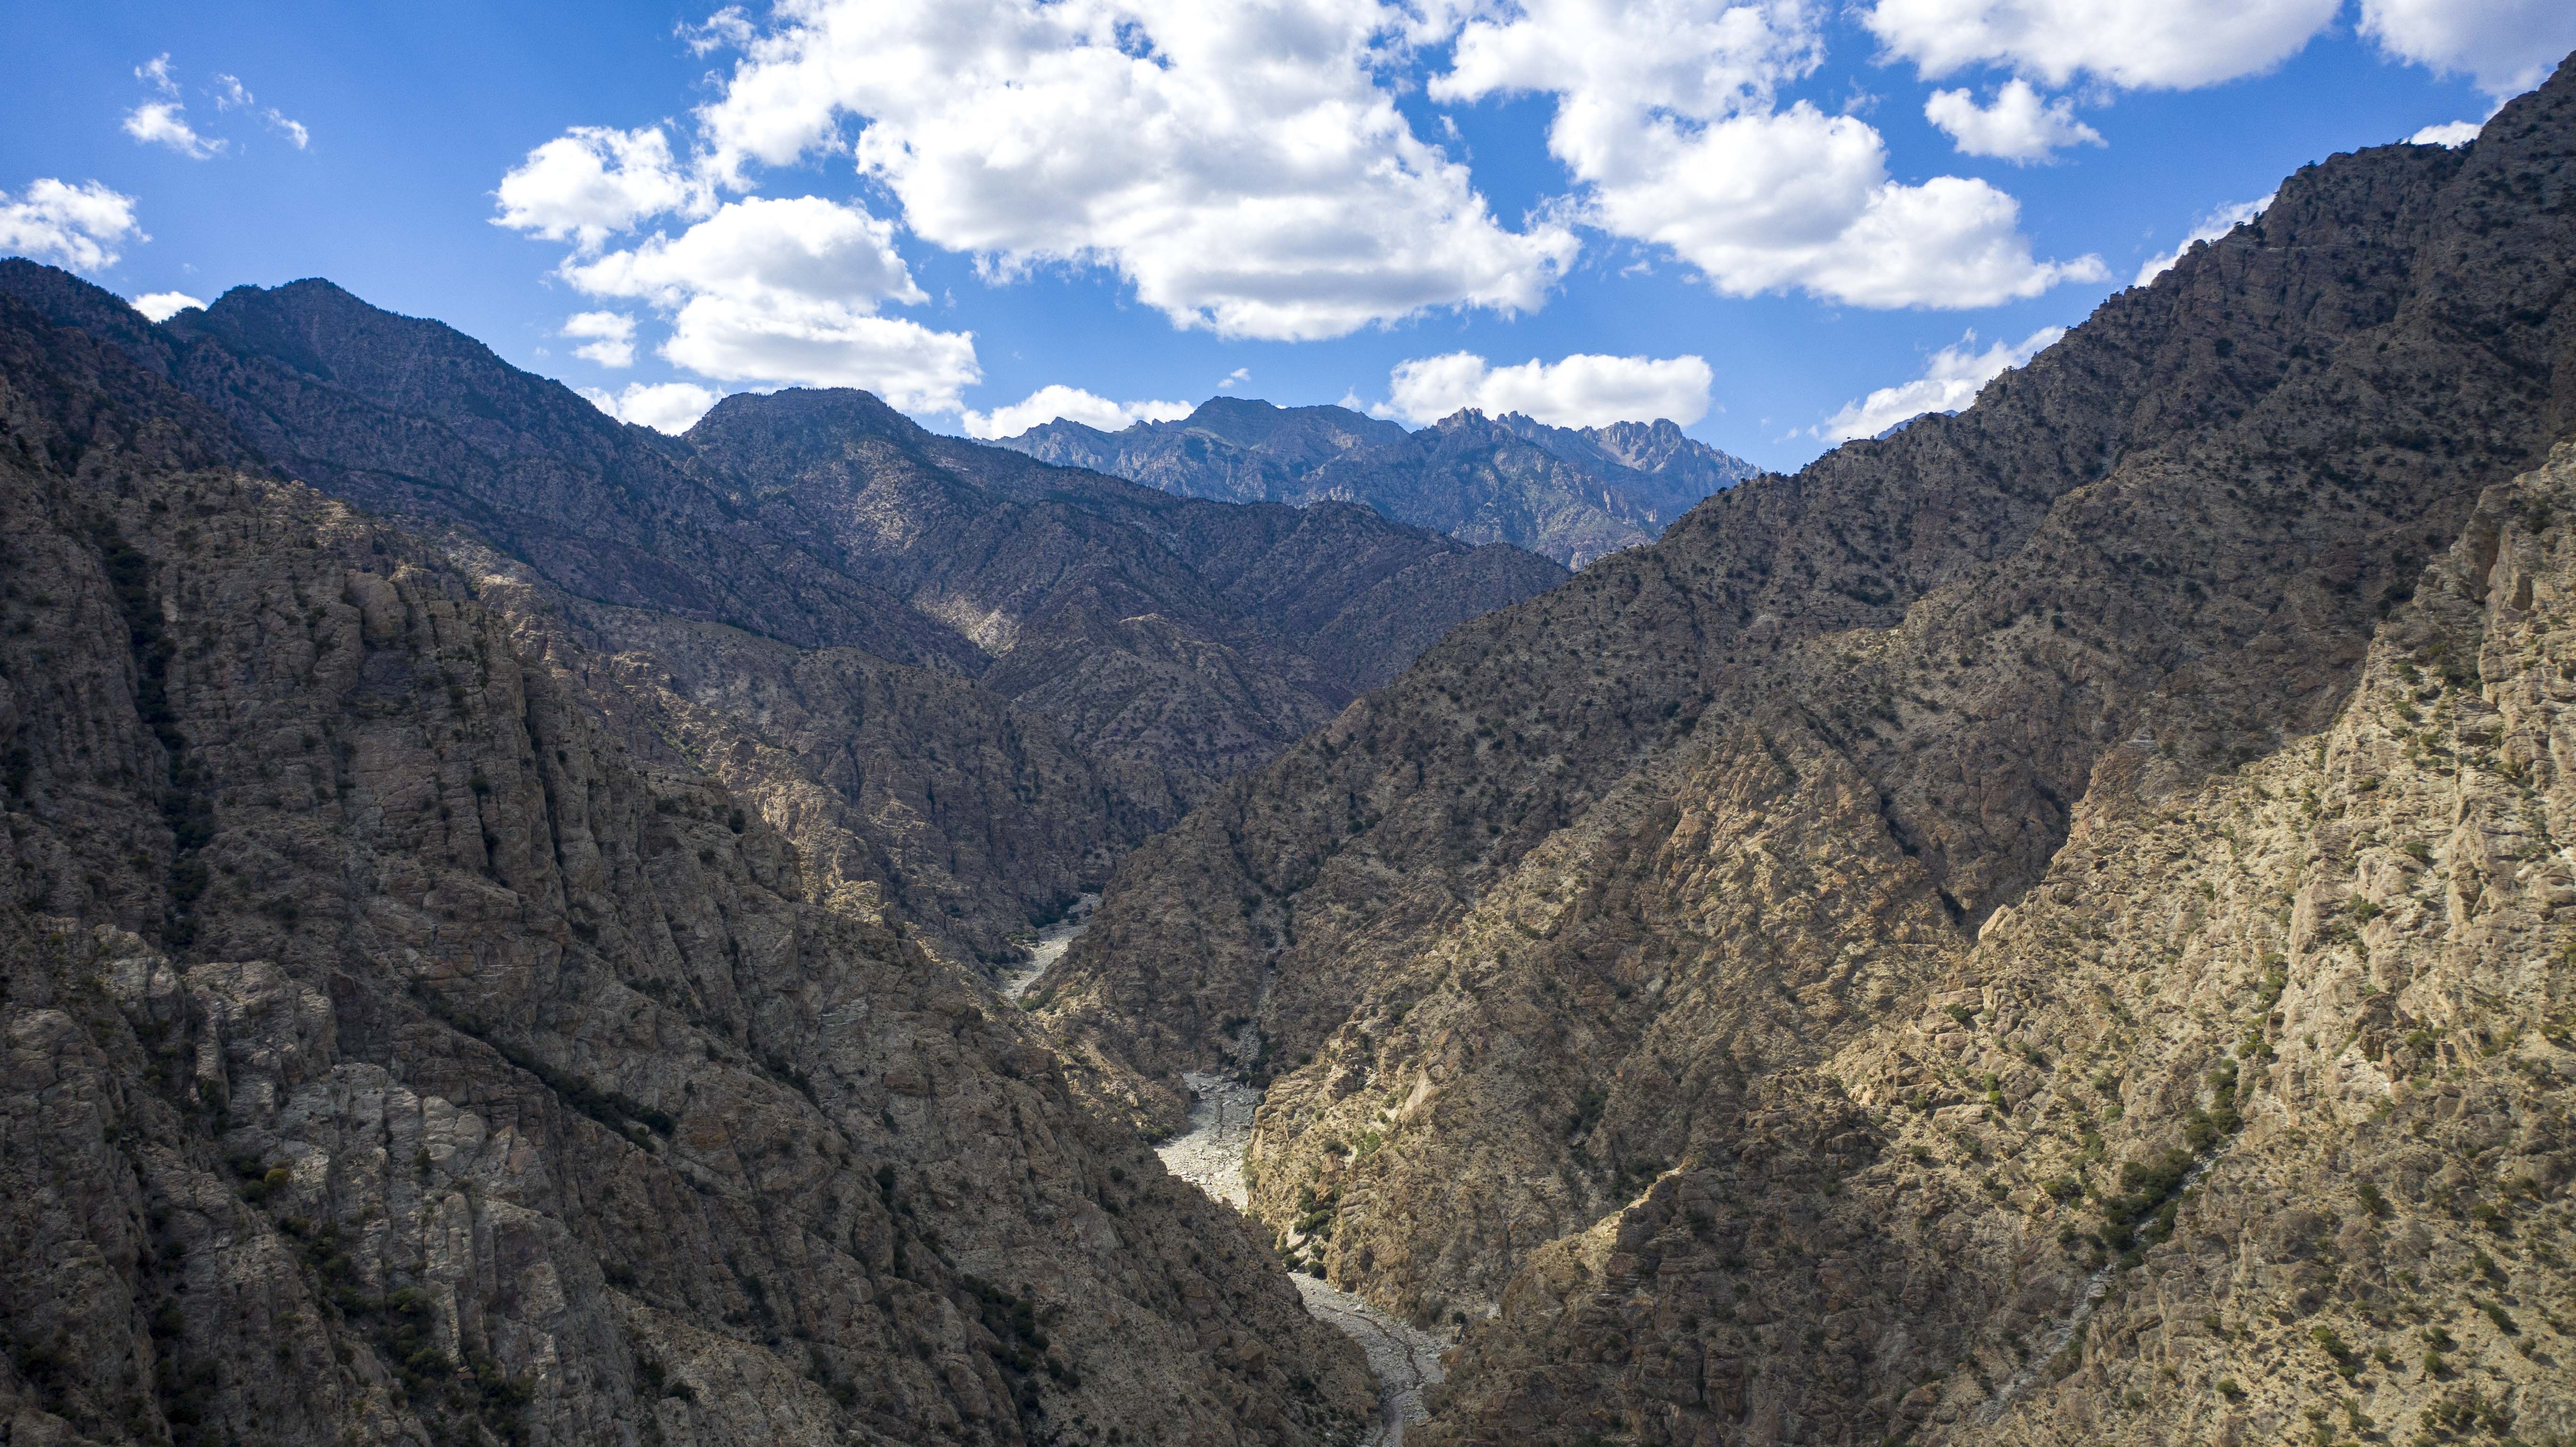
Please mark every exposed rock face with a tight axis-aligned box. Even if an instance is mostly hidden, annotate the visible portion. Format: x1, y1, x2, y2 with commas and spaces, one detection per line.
0, 292, 1378, 1446
1424, 449, 2576, 1446
996, 397, 1757, 568
1037, 62, 2576, 1440
0, 265, 1562, 967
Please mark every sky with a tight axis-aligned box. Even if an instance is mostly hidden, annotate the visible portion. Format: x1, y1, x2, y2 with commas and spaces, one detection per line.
3, 2, 2569, 473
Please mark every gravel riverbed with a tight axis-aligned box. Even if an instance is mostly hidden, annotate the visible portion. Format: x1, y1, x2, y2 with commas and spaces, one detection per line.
998, 893, 1097, 1001
1006, 905, 1445, 1442
1156, 1074, 1447, 1446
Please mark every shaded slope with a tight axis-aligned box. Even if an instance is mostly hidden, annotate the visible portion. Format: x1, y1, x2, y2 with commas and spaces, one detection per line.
0, 264, 1561, 965
0, 289, 1377, 1447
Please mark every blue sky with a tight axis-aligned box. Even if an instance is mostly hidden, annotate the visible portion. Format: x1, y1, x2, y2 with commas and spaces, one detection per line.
3, 1, 2564, 472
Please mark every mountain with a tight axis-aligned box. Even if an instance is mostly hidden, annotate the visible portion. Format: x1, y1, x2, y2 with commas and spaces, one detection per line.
0, 289, 1379, 1446
0, 265, 1564, 966
1034, 59, 2576, 1446
995, 397, 1759, 567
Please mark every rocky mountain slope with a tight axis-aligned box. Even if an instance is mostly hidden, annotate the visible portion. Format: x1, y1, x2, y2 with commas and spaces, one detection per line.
0, 287, 1379, 1446
996, 398, 1757, 568
1035, 59, 2576, 1445
0, 265, 1561, 966
1425, 449, 2576, 1447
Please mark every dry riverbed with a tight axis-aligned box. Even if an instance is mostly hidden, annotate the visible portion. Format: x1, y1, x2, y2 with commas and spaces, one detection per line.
1156, 1074, 1448, 1446
998, 893, 1097, 1001
1007, 904, 1446, 1442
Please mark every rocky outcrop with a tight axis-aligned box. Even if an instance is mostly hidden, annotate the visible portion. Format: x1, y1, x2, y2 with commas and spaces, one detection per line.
1037, 58, 2576, 1439
0, 291, 1378, 1446
996, 398, 1757, 567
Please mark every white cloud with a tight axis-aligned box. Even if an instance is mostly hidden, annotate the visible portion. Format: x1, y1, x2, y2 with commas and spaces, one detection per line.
1381, 351, 1715, 428
685, 0, 1577, 340
561, 310, 637, 368
123, 100, 225, 159
1220, 367, 1251, 391
2360, 0, 2576, 98
1432, 0, 2103, 308
0, 180, 145, 273
2133, 192, 2273, 287
580, 381, 725, 434
493, 126, 696, 251
131, 291, 206, 321
214, 74, 310, 149
557, 195, 979, 411
958, 384, 1193, 438
1924, 79, 2103, 162
561, 196, 925, 311
1818, 326, 2063, 441
653, 295, 980, 411
1861, 0, 2341, 90
137, 54, 178, 96
2409, 119, 2485, 148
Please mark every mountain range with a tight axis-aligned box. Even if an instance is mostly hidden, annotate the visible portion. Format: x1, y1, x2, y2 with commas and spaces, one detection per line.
4, 49, 2576, 1447
0, 263, 1563, 968
995, 398, 1758, 568
1034, 60, 2576, 1447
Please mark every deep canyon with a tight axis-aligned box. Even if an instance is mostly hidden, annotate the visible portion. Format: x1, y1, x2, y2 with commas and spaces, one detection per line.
4, 53, 2576, 1447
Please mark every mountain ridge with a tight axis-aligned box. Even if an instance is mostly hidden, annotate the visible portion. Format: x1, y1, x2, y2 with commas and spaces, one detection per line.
0, 261, 1564, 967
1034, 59, 2576, 1445
0, 287, 1383, 1446
993, 397, 1758, 568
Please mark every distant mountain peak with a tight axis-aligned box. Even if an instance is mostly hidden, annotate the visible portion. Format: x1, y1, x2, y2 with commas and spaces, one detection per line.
986, 395, 1753, 566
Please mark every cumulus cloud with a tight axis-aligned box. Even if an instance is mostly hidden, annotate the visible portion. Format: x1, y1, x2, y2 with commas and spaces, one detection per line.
561, 311, 637, 368
130, 291, 206, 321
1861, 0, 2341, 90
1433, 0, 2103, 308
654, 295, 980, 410
685, 0, 1577, 340
124, 100, 225, 159
1381, 351, 1715, 428
561, 196, 924, 311
2409, 119, 2485, 148
494, 126, 697, 251
2134, 193, 2273, 287
1818, 326, 2063, 442
0, 179, 144, 273
580, 381, 726, 434
2360, 0, 2576, 98
958, 385, 1193, 439
1924, 79, 2104, 162
557, 195, 978, 411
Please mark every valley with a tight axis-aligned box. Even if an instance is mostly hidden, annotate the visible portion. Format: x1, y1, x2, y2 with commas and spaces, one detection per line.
3, 41, 2575, 1447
